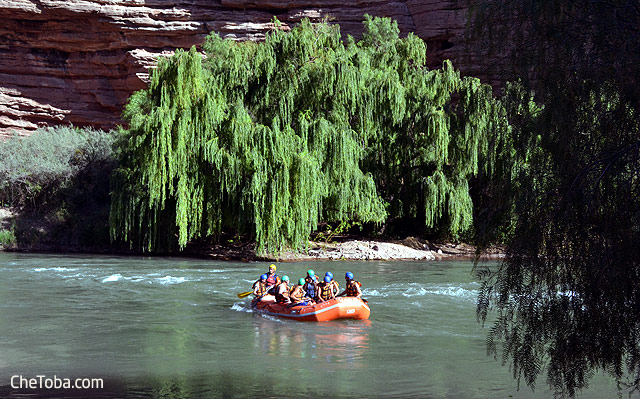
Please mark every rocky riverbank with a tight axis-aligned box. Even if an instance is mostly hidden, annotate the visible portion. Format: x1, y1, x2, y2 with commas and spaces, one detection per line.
265, 237, 502, 262
1, 206, 501, 260
274, 239, 438, 261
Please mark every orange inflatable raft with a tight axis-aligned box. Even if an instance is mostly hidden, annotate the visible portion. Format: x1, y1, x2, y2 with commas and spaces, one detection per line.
251, 295, 370, 322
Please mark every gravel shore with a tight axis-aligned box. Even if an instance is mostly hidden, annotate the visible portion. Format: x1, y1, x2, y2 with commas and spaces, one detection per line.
262, 238, 503, 262
1, 205, 502, 261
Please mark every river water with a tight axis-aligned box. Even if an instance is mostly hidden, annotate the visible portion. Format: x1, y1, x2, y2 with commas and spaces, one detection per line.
0, 253, 626, 398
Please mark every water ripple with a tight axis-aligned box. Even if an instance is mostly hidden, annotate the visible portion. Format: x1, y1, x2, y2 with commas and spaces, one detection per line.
102, 274, 123, 283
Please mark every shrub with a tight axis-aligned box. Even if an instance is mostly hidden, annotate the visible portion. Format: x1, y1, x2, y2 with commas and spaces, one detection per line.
0, 126, 117, 250
0, 126, 115, 210
0, 228, 17, 248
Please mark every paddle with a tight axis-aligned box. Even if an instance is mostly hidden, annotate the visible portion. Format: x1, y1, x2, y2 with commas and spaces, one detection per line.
237, 291, 253, 298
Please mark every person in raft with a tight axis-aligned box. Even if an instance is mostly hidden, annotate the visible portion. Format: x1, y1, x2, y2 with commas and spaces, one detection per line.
274, 275, 291, 304
325, 271, 340, 297
337, 272, 362, 298
252, 274, 269, 297
289, 278, 311, 306
303, 269, 319, 300
265, 264, 280, 288
316, 275, 337, 302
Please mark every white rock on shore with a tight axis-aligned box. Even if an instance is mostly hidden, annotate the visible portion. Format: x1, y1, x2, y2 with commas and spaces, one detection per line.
304, 240, 435, 261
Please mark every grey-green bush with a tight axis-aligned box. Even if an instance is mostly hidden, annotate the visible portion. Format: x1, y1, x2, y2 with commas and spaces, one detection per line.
0, 126, 115, 210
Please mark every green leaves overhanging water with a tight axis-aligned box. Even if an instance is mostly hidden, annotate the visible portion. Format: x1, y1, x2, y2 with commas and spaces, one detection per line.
110, 16, 506, 254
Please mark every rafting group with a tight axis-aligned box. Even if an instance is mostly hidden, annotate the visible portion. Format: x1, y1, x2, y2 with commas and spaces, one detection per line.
251, 264, 363, 308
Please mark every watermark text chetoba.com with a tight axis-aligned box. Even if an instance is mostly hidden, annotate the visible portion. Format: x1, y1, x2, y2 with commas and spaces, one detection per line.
11, 375, 104, 389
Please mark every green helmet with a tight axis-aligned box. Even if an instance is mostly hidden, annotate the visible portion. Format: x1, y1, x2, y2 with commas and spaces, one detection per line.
298, 278, 305, 285
307, 269, 315, 277
282, 275, 290, 282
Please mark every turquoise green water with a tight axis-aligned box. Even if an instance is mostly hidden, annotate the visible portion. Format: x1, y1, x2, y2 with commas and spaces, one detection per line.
0, 253, 625, 398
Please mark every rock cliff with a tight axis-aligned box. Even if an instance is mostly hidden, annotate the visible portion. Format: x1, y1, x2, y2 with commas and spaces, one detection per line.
0, 0, 475, 137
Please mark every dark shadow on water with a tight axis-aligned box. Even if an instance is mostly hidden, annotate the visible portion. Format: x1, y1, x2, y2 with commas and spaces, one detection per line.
0, 320, 388, 398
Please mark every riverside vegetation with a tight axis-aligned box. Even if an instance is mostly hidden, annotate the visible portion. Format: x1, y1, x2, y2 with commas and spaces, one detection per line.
0, 126, 116, 250
1, 10, 639, 397
110, 16, 506, 255
469, 0, 640, 397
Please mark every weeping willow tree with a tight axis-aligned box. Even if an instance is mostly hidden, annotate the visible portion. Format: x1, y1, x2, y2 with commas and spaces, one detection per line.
469, 0, 640, 397
110, 15, 505, 254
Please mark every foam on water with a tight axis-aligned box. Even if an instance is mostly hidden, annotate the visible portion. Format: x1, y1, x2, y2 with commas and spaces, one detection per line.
363, 283, 478, 302
61, 273, 85, 279
426, 286, 477, 301
402, 286, 428, 297
33, 267, 77, 272
208, 274, 229, 280
230, 302, 252, 313
102, 274, 122, 283
155, 276, 187, 285
97, 273, 203, 285
362, 289, 384, 297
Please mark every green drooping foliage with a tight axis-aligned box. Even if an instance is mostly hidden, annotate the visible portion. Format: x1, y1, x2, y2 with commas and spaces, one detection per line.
469, 1, 640, 396
470, 81, 543, 247
111, 16, 505, 254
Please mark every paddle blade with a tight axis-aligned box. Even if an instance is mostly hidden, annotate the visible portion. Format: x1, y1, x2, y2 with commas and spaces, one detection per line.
237, 291, 253, 298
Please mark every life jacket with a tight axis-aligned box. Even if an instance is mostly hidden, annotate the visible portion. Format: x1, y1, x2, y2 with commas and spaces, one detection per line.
274, 282, 290, 303
345, 280, 362, 297
304, 278, 317, 299
266, 273, 279, 286
252, 280, 268, 296
318, 281, 334, 301
289, 285, 305, 302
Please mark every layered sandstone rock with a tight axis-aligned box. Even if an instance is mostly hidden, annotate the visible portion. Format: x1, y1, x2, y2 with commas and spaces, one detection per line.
0, 0, 475, 137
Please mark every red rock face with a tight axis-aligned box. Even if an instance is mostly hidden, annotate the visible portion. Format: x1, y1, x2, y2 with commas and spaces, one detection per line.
0, 0, 474, 137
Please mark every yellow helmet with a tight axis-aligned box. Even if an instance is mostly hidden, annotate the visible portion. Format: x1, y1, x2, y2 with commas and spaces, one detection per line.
269, 264, 276, 271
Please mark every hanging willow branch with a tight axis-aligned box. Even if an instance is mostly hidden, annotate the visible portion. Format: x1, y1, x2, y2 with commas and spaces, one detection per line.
110, 15, 506, 254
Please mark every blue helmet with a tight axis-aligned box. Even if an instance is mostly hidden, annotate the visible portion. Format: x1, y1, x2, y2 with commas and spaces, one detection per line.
325, 271, 333, 279
324, 276, 331, 283
282, 275, 290, 282
260, 274, 268, 280
345, 272, 354, 280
